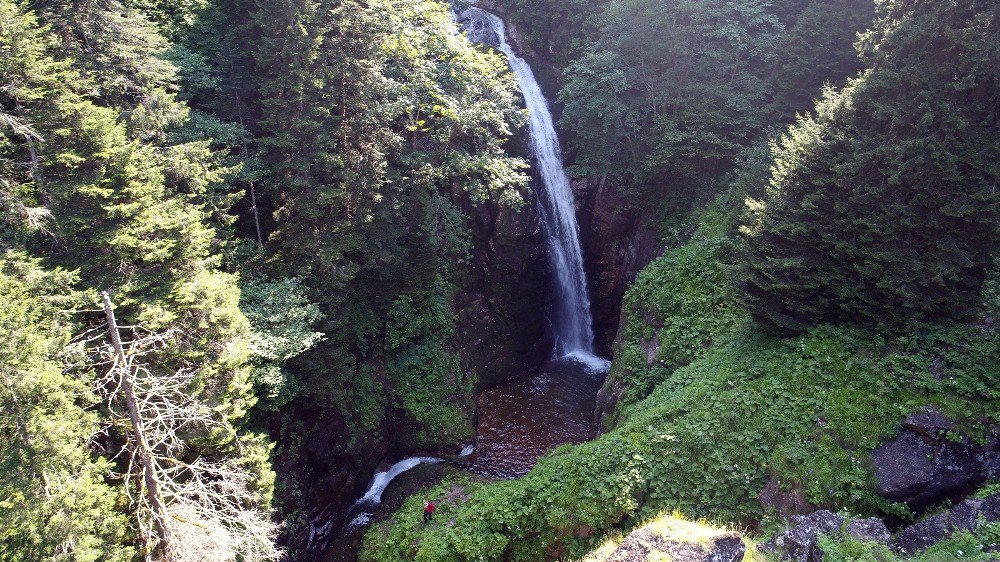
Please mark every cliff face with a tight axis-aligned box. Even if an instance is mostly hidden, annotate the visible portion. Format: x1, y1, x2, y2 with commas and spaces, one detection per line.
460, 3, 650, 357
573, 177, 660, 356
455, 181, 552, 388
277, 156, 551, 562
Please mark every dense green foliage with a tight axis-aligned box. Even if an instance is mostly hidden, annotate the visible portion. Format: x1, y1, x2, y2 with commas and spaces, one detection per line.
250, 0, 528, 453
737, 0, 1000, 332
600, 207, 747, 425
0, 0, 283, 556
556, 0, 873, 223
2, 0, 529, 557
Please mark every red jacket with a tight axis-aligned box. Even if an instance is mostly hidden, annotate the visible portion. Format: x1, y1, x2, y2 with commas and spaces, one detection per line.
424, 502, 436, 513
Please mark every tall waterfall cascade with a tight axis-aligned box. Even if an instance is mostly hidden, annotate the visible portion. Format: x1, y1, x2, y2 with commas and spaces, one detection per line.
461, 8, 606, 368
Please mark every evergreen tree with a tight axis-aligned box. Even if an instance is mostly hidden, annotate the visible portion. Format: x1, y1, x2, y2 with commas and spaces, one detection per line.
0, 251, 132, 562
2, 2, 279, 557
558, 0, 785, 218
770, 0, 874, 119
556, 0, 875, 227
736, 0, 1000, 332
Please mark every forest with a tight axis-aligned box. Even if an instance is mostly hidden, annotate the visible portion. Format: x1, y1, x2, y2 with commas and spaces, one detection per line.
1, 0, 996, 561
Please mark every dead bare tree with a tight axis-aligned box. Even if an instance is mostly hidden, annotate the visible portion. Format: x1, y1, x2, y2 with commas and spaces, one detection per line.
92, 291, 281, 562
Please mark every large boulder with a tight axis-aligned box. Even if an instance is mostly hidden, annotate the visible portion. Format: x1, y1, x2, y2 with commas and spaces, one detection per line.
584, 516, 747, 562
600, 529, 746, 562
762, 510, 891, 562
871, 407, 993, 510
894, 493, 1000, 555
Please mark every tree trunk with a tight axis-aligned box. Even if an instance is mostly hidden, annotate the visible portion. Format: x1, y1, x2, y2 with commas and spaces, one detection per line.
237, 113, 264, 253
101, 291, 173, 560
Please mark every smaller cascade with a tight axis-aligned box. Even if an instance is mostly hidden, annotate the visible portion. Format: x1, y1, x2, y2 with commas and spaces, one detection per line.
345, 445, 474, 529
353, 456, 442, 507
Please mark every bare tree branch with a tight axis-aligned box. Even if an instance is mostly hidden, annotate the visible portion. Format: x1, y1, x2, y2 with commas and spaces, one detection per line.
94, 292, 281, 562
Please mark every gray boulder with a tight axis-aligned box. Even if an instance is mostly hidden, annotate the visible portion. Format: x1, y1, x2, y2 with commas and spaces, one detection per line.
845, 518, 892, 543
872, 407, 992, 510
763, 510, 891, 562
456, 8, 502, 50
895, 493, 1000, 555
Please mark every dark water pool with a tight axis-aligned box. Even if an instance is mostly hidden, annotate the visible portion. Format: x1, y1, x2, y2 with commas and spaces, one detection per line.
463, 355, 609, 478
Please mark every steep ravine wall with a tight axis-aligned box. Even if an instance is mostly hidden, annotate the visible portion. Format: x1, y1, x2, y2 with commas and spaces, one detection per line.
465, 1, 662, 356
574, 177, 660, 356
277, 188, 551, 559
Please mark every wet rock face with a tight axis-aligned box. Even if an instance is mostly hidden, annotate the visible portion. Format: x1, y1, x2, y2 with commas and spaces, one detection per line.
573, 177, 660, 355
762, 510, 890, 562
455, 8, 501, 49
277, 407, 390, 558
872, 407, 995, 510
458, 184, 551, 388
603, 529, 746, 562
895, 493, 1000, 555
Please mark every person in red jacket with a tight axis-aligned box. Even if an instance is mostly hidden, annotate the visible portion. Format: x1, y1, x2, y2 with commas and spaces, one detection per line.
423, 500, 436, 523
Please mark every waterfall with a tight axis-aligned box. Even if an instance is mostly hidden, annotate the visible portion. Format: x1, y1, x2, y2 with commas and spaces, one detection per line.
462, 8, 600, 362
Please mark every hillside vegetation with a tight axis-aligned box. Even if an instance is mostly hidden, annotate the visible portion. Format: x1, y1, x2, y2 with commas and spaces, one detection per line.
362, 0, 999, 560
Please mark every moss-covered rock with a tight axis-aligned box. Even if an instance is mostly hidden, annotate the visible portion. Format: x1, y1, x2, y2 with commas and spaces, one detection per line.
583, 514, 755, 562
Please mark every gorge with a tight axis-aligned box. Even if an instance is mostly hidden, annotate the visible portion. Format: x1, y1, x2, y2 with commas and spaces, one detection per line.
317, 8, 616, 559
4, 1, 997, 561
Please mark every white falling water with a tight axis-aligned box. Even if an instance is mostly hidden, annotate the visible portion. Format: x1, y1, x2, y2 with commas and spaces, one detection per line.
465, 9, 600, 362
352, 456, 441, 507
346, 445, 474, 529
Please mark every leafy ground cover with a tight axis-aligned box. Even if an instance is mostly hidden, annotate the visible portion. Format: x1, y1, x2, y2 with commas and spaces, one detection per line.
360, 208, 999, 561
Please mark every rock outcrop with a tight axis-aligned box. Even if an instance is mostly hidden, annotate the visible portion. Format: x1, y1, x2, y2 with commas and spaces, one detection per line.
895, 493, 1000, 555
872, 407, 998, 510
585, 516, 747, 562
603, 530, 745, 562
762, 510, 891, 562
573, 177, 660, 355
455, 7, 502, 50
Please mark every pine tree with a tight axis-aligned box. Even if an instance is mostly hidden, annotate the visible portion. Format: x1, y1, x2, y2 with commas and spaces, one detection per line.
2, 3, 279, 558
0, 251, 132, 562
736, 0, 1000, 332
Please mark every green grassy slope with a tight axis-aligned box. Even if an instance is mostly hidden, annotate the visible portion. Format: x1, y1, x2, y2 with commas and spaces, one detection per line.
360, 206, 999, 561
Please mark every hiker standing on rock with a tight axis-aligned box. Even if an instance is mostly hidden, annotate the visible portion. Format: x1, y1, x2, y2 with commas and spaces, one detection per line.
423, 500, 436, 523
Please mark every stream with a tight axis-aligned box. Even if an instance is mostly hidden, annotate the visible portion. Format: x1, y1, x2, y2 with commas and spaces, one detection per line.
467, 356, 610, 479
321, 356, 609, 561
320, 7, 611, 560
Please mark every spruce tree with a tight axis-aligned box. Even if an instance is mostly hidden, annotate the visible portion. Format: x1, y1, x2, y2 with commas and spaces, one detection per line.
0, 252, 131, 562
736, 0, 1000, 332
